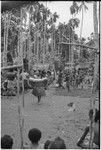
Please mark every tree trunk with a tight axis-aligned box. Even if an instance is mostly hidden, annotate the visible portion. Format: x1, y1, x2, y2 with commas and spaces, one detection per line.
79, 7, 84, 59
89, 2, 99, 149
80, 7, 84, 40
93, 2, 99, 50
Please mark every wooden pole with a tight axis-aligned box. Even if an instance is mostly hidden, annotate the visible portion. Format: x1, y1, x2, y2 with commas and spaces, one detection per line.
59, 26, 61, 54
17, 68, 20, 99
3, 13, 6, 67
60, 42, 98, 50
5, 14, 8, 67
4, 13, 8, 67
18, 105, 24, 149
89, 54, 99, 148
28, 7, 31, 72
51, 15, 54, 59
37, 23, 39, 70
89, 2, 99, 148
18, 8, 25, 149
43, 21, 45, 65
69, 27, 71, 63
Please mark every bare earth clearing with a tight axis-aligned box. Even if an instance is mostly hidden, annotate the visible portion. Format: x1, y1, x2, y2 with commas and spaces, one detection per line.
1, 84, 99, 149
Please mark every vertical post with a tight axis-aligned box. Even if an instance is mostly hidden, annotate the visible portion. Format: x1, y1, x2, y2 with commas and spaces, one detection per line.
37, 23, 39, 69
4, 13, 8, 67
34, 29, 36, 55
69, 27, 71, 63
20, 8, 25, 108
59, 26, 61, 54
54, 27, 56, 55
71, 28, 74, 66
28, 7, 31, 72
43, 21, 46, 65
89, 53, 99, 148
5, 13, 8, 67
51, 15, 54, 59
3, 13, 6, 67
18, 31, 20, 58
17, 68, 20, 99
19, 8, 25, 149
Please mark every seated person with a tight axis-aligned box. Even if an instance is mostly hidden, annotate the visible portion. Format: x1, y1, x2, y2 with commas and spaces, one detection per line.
48, 136, 66, 149
77, 109, 100, 149
24, 128, 43, 149
1, 135, 13, 149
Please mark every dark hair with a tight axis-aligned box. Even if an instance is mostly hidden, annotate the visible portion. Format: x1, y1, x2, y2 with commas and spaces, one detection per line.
49, 137, 66, 149
28, 128, 42, 144
44, 140, 52, 149
1, 135, 13, 149
89, 109, 99, 122
94, 109, 100, 122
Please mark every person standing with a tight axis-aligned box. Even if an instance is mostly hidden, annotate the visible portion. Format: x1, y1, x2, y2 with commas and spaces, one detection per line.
58, 70, 64, 89
65, 72, 70, 92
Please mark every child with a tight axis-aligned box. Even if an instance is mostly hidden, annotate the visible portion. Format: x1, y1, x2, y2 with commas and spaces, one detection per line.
77, 109, 100, 149
26, 128, 43, 149
44, 140, 52, 149
1, 135, 13, 149
48, 136, 66, 149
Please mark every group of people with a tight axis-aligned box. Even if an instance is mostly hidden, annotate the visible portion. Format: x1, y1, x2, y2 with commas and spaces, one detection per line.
1, 109, 100, 149
56, 67, 93, 91
1, 129, 66, 149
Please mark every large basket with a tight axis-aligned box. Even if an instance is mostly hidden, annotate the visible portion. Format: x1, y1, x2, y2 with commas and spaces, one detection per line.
29, 77, 48, 88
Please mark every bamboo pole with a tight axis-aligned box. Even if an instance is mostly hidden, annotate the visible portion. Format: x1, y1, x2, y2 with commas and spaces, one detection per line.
21, 9, 25, 109
34, 28, 36, 55
3, 13, 8, 67
18, 105, 24, 149
59, 26, 61, 54
37, 23, 39, 70
51, 16, 54, 59
54, 27, 56, 54
3, 13, 6, 67
17, 68, 20, 99
18, 7, 25, 149
28, 7, 31, 72
43, 21, 45, 65
69, 28, 71, 63
1, 64, 22, 70
5, 13, 8, 67
60, 42, 98, 50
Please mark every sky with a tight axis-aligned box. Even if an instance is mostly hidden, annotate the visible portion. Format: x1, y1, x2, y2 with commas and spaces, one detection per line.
40, 1, 99, 39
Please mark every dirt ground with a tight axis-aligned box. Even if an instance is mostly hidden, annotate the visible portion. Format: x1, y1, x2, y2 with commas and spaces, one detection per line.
1, 84, 99, 149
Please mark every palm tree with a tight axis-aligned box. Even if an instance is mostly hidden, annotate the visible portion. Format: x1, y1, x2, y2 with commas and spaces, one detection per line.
70, 1, 88, 40
78, 2, 88, 41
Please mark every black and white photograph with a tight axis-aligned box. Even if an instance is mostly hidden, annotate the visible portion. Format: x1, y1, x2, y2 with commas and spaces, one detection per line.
1, 1, 100, 149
